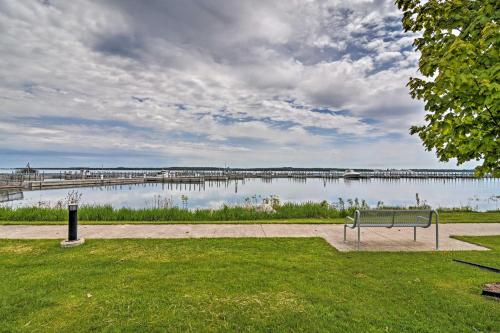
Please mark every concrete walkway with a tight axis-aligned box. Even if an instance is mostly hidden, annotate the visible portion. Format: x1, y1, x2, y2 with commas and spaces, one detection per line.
1, 223, 499, 251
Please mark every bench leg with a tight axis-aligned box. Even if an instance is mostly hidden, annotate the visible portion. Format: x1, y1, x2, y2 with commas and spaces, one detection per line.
414, 227, 416, 241
357, 225, 360, 250
344, 224, 346, 242
436, 216, 439, 250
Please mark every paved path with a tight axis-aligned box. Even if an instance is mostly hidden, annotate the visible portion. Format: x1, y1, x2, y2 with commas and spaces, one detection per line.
1, 223, 499, 251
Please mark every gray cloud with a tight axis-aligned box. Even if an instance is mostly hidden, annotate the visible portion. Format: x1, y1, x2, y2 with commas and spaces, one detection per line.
93, 33, 144, 59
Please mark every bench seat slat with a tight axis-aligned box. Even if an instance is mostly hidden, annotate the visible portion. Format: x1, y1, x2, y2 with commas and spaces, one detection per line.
392, 223, 429, 227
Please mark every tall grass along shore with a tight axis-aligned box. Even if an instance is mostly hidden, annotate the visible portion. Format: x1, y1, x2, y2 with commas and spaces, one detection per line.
0, 203, 498, 223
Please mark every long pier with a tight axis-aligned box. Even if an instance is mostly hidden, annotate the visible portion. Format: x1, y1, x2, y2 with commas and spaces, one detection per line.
23, 178, 145, 190
0, 169, 495, 191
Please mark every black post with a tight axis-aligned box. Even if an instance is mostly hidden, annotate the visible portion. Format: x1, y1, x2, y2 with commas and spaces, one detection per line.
68, 204, 78, 241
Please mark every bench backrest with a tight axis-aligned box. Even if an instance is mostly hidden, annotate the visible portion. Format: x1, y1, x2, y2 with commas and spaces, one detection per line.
355, 210, 434, 227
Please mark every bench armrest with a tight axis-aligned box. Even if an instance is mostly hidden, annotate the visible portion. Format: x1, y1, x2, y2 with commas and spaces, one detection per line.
416, 215, 432, 227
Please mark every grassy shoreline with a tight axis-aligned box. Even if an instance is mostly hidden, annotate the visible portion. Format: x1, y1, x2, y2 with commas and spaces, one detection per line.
0, 211, 498, 225
0, 203, 498, 224
0, 203, 347, 222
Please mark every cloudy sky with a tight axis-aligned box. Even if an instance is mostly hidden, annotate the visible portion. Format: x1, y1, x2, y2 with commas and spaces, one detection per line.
0, 0, 476, 168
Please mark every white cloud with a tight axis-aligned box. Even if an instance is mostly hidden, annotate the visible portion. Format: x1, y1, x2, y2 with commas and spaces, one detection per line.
0, 0, 475, 168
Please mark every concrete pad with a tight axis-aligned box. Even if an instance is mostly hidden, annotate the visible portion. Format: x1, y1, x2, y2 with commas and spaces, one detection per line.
0, 223, 499, 252
60, 238, 85, 247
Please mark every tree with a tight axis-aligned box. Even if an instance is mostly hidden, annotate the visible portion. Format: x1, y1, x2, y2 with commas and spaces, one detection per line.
395, 0, 499, 176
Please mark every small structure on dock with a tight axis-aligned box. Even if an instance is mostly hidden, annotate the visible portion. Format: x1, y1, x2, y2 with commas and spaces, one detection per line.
16, 163, 38, 175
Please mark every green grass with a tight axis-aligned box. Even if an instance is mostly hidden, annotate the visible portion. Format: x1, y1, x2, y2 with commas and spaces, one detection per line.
1, 237, 499, 332
0, 205, 498, 224
0, 218, 344, 225
437, 211, 500, 223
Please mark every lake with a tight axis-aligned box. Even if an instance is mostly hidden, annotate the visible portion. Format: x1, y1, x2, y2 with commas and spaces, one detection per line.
2, 178, 499, 211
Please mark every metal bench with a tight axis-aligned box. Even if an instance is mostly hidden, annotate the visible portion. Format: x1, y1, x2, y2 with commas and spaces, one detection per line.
344, 209, 439, 250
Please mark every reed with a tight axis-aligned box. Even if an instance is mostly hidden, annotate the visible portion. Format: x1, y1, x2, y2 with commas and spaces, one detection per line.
0, 202, 348, 221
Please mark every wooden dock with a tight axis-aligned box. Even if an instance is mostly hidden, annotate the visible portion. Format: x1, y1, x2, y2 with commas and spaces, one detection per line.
0, 189, 23, 203
23, 178, 145, 190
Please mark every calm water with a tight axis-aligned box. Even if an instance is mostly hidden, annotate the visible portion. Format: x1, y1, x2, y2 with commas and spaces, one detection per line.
2, 178, 499, 211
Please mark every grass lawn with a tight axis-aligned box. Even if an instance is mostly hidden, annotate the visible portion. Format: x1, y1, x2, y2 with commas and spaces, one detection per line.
0, 210, 498, 225
436, 211, 500, 223
0, 218, 342, 225
1, 237, 499, 332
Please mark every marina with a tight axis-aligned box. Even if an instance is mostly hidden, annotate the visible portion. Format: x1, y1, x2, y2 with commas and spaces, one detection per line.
1, 167, 498, 210
0, 168, 492, 192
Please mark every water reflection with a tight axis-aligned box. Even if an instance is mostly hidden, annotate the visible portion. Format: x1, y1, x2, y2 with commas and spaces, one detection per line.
0, 190, 23, 203
1, 178, 498, 211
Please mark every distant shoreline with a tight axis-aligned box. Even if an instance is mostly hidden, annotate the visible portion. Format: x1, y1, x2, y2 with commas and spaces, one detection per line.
0, 166, 478, 172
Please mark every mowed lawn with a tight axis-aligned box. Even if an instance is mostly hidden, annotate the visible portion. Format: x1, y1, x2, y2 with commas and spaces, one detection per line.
1, 237, 499, 332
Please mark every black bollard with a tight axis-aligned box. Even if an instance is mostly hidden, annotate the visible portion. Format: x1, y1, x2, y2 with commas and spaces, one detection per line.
61, 204, 84, 247
68, 204, 78, 241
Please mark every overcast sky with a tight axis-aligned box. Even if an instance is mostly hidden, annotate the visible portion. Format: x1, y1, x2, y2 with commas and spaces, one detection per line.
0, 0, 477, 168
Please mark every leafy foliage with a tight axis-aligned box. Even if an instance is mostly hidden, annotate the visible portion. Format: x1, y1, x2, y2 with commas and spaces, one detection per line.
396, 0, 500, 176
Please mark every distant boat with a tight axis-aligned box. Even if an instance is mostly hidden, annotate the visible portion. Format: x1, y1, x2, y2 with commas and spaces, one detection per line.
343, 169, 361, 179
